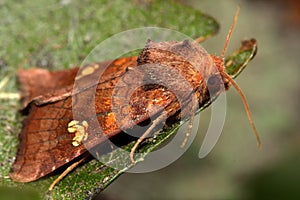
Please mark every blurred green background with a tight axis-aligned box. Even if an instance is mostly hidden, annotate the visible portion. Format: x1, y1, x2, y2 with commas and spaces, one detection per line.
0, 0, 299, 199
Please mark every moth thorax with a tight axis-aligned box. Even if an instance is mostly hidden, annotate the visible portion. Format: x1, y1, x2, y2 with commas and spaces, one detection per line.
137, 39, 214, 90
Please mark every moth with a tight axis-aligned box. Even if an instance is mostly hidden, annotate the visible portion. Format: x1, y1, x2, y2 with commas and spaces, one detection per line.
10, 8, 261, 190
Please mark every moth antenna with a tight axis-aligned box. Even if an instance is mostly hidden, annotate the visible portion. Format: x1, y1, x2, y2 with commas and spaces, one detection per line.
221, 71, 262, 149
220, 6, 261, 148
221, 6, 240, 58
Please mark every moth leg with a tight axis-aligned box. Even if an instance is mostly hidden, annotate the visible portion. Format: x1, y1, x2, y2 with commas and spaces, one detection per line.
48, 153, 90, 191
130, 113, 167, 163
180, 93, 198, 149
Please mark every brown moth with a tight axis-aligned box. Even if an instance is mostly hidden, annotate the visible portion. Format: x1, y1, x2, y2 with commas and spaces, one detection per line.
10, 7, 261, 189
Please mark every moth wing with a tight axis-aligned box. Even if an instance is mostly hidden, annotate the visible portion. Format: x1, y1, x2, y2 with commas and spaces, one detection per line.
17, 68, 78, 109
11, 56, 177, 182
10, 57, 137, 182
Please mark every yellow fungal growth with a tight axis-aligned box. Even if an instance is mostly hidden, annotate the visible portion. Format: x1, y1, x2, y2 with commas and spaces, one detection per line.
67, 120, 89, 146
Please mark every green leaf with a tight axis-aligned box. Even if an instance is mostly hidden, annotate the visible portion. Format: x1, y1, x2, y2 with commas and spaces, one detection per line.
0, 0, 257, 200
225, 39, 258, 78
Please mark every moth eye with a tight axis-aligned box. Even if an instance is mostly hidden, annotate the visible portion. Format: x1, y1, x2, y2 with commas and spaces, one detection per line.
207, 74, 223, 95
207, 75, 217, 86
207, 75, 220, 87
